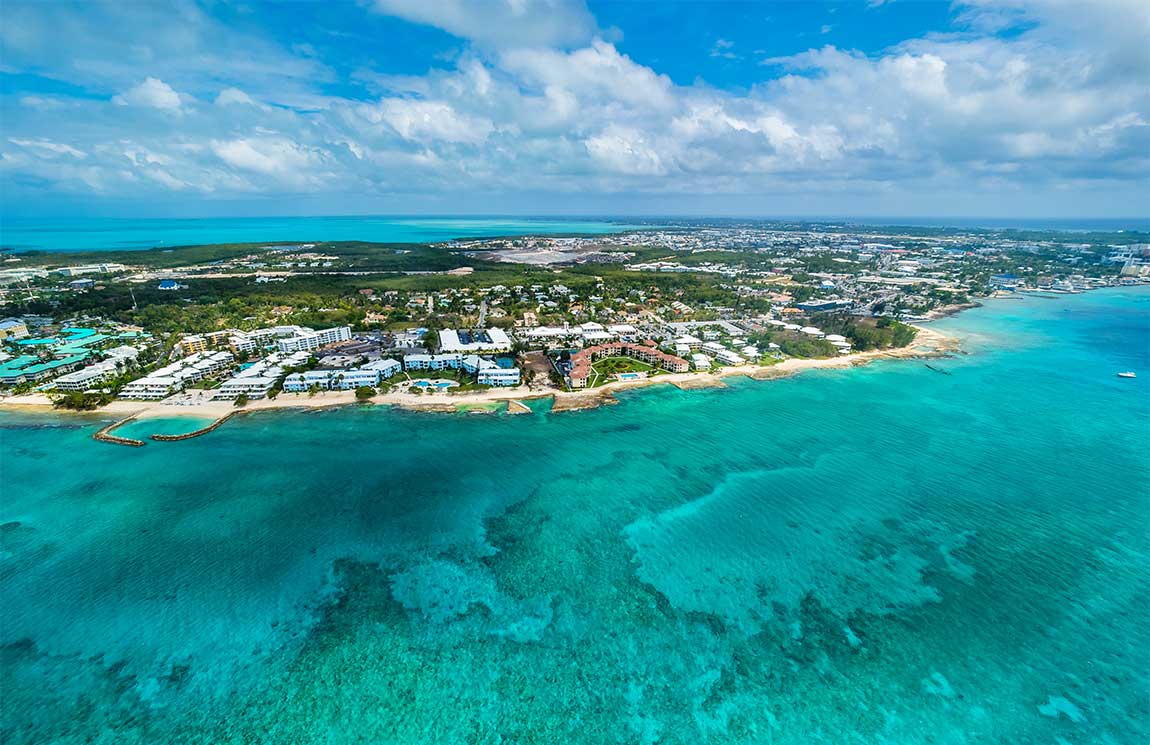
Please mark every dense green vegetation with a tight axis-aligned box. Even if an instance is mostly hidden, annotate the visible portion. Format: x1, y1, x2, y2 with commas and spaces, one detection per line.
2, 225, 1130, 357
52, 391, 113, 410
747, 315, 917, 359
811, 314, 919, 351
758, 333, 838, 359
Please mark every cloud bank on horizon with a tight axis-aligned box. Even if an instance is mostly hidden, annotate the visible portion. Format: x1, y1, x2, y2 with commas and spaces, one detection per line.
1, 0, 1147, 217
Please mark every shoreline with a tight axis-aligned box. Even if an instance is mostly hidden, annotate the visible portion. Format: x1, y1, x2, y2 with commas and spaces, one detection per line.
0, 325, 958, 429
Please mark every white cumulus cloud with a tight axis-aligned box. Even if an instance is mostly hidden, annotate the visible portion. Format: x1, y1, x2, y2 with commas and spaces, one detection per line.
112, 78, 184, 111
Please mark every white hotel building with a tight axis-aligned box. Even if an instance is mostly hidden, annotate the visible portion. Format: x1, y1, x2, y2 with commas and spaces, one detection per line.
53, 345, 142, 392
281, 359, 402, 392
54, 361, 120, 392
276, 326, 352, 353
213, 351, 311, 400
120, 351, 234, 400
402, 353, 520, 386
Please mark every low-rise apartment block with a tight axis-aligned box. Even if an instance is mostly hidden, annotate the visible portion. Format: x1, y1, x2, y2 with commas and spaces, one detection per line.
276, 326, 352, 353
120, 350, 234, 400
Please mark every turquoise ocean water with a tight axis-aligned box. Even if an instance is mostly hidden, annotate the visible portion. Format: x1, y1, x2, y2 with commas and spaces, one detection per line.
0, 216, 638, 253
2, 288, 1148, 743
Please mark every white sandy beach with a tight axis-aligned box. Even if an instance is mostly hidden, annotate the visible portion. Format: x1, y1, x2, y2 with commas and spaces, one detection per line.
1, 326, 957, 425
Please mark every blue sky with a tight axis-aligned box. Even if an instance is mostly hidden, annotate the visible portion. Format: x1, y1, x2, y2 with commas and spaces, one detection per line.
1, 0, 1147, 218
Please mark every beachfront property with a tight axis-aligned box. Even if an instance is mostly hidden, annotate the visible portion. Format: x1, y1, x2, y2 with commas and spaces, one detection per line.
282, 368, 380, 392
360, 358, 403, 378
438, 328, 512, 354
213, 351, 311, 400
715, 349, 746, 366
52, 346, 141, 391
0, 354, 89, 385
276, 326, 352, 353
1, 326, 149, 387
402, 352, 521, 386
824, 334, 853, 354
120, 350, 234, 400
281, 358, 402, 393
467, 356, 520, 386
53, 360, 120, 391
404, 353, 465, 371
567, 342, 690, 388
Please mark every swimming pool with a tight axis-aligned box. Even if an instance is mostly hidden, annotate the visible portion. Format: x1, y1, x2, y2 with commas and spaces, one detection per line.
411, 379, 459, 389
619, 373, 641, 380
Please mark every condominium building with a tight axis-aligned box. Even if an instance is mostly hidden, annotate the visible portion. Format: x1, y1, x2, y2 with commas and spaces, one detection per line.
360, 358, 402, 378
119, 351, 234, 399
281, 359, 401, 392
567, 342, 689, 388
715, 349, 746, 366
438, 328, 512, 354
403, 353, 464, 371
52, 351, 138, 392
282, 368, 379, 392
276, 326, 352, 353
119, 377, 179, 400
179, 335, 208, 356
0, 354, 88, 386
213, 350, 310, 400
54, 363, 117, 392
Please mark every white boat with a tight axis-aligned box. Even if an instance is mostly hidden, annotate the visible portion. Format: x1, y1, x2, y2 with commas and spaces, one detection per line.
1118, 371, 1136, 378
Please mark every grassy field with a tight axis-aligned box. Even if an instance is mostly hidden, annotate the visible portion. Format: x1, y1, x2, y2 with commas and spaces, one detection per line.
587, 356, 657, 387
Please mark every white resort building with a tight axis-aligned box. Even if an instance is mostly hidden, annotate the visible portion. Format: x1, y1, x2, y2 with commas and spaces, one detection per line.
213, 351, 311, 400
281, 359, 402, 393
276, 326, 352, 353
120, 351, 234, 400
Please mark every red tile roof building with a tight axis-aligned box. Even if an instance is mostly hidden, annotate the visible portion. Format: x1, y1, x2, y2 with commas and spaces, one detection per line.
568, 342, 689, 388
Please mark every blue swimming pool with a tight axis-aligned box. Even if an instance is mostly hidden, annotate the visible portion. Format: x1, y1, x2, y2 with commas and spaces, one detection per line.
412, 380, 458, 389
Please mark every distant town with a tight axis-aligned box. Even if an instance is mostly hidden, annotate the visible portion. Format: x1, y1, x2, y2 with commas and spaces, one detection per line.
1, 221, 1147, 411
